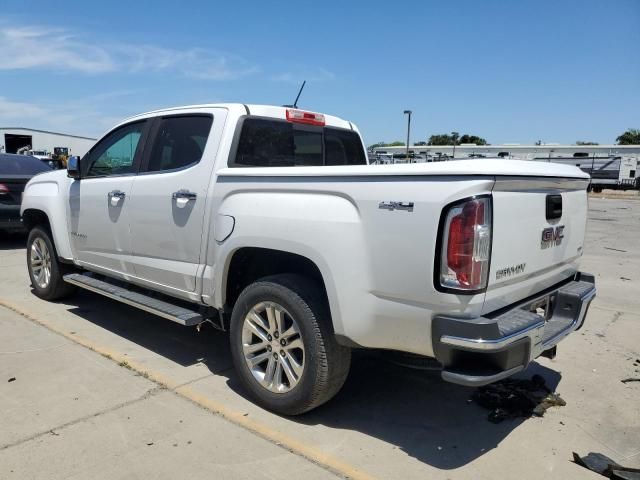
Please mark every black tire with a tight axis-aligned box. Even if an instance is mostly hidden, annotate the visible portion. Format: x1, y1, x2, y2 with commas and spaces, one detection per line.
229, 274, 351, 415
26, 226, 75, 300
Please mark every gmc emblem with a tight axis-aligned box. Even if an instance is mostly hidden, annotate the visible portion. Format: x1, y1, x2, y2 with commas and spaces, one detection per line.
541, 225, 564, 248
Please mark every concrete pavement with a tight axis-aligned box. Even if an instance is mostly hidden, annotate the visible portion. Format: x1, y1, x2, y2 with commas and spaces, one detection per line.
0, 197, 638, 479
0, 306, 337, 480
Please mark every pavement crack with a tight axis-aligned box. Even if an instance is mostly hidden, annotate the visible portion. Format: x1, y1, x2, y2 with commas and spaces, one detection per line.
0, 386, 164, 452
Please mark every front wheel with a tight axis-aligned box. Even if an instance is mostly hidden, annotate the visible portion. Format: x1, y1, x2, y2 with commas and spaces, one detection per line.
27, 226, 75, 300
229, 274, 351, 415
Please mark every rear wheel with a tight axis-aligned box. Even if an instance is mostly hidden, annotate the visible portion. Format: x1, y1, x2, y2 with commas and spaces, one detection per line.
27, 226, 75, 300
230, 274, 351, 415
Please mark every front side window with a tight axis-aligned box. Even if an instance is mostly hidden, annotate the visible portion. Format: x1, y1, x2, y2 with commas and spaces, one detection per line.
145, 115, 213, 172
232, 118, 365, 167
85, 122, 145, 177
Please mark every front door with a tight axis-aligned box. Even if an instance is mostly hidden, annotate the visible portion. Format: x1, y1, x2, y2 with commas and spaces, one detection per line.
68, 120, 149, 276
128, 109, 225, 295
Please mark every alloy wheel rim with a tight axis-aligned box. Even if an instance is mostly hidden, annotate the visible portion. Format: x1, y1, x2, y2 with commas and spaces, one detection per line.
30, 237, 52, 289
241, 301, 305, 394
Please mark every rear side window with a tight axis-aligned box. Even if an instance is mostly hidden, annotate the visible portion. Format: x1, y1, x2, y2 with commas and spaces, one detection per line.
145, 115, 213, 172
0, 154, 51, 175
232, 118, 366, 167
325, 128, 366, 166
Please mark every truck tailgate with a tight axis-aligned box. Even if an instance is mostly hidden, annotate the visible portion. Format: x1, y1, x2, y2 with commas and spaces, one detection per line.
482, 177, 590, 314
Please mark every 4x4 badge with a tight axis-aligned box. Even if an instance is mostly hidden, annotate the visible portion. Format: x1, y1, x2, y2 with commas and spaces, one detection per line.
379, 201, 414, 212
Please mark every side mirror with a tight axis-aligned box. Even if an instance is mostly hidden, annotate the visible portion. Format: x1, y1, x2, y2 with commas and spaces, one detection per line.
67, 156, 81, 180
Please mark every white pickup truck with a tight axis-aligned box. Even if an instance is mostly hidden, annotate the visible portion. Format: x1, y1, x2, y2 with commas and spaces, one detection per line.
20, 104, 596, 414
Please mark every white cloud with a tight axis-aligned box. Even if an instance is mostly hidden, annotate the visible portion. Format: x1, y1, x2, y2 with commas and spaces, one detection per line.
271, 67, 335, 84
121, 45, 258, 80
0, 95, 132, 137
0, 23, 257, 80
0, 97, 48, 119
0, 26, 114, 73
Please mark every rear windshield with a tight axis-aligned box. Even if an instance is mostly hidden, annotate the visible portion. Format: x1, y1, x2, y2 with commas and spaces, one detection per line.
0, 154, 52, 175
231, 118, 366, 167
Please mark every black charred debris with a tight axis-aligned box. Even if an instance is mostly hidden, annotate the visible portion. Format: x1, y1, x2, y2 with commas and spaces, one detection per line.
471, 374, 566, 424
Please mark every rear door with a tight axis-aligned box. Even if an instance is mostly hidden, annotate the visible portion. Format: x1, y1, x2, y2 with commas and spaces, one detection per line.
482, 176, 590, 314
68, 120, 149, 275
127, 108, 226, 296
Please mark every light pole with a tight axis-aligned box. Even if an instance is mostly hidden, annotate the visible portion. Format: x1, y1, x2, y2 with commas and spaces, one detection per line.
451, 131, 459, 160
404, 110, 412, 162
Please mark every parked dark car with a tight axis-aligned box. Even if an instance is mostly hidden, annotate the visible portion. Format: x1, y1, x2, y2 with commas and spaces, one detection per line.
0, 153, 52, 232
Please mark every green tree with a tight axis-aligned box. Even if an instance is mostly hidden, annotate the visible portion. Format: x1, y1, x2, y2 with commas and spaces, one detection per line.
459, 134, 487, 145
616, 129, 640, 145
428, 132, 487, 145
428, 134, 454, 145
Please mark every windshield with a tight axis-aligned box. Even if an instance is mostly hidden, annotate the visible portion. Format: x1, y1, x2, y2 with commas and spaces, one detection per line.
0, 154, 52, 175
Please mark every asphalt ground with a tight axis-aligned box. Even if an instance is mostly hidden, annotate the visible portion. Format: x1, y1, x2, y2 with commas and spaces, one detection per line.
0, 197, 638, 479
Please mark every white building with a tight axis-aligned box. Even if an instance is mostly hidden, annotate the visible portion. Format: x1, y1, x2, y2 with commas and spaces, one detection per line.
371, 144, 640, 161
0, 127, 96, 157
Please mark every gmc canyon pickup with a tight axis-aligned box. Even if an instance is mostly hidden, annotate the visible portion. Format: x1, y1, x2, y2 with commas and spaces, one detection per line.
20, 104, 596, 414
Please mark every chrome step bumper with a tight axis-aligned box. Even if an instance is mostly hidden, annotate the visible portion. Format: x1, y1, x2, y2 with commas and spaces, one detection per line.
432, 273, 596, 387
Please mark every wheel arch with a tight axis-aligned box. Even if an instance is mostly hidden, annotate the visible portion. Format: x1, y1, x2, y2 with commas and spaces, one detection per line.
22, 208, 73, 260
22, 208, 51, 232
221, 246, 342, 335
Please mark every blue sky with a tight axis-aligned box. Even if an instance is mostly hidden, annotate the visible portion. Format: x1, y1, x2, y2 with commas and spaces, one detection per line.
0, 0, 638, 145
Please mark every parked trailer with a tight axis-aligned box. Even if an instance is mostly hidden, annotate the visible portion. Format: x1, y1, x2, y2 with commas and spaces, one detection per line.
533, 156, 639, 192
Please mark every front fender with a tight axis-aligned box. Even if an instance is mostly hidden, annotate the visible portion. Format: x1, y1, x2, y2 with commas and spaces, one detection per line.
21, 170, 73, 260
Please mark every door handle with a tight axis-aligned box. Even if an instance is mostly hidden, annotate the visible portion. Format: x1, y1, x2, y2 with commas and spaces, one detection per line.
172, 189, 197, 209
108, 190, 126, 199
172, 190, 197, 201
107, 190, 126, 206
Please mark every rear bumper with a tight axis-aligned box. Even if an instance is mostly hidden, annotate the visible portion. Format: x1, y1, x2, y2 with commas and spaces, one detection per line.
432, 272, 596, 387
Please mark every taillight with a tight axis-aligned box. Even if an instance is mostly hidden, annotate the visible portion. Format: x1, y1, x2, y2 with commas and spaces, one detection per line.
0, 183, 9, 195
286, 108, 326, 126
439, 197, 492, 291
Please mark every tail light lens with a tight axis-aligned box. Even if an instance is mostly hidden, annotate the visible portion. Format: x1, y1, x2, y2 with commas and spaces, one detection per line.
439, 197, 492, 291
0, 183, 9, 195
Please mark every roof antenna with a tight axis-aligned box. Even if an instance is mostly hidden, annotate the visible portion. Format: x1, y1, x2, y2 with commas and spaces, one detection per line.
284, 80, 306, 108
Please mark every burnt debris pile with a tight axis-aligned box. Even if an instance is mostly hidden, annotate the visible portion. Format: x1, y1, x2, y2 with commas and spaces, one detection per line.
472, 374, 566, 423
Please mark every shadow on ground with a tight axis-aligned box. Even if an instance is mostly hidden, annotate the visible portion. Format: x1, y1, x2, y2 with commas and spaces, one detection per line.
54, 289, 561, 470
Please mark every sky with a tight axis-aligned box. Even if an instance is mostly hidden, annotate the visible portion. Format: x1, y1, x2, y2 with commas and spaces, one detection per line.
0, 0, 638, 145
